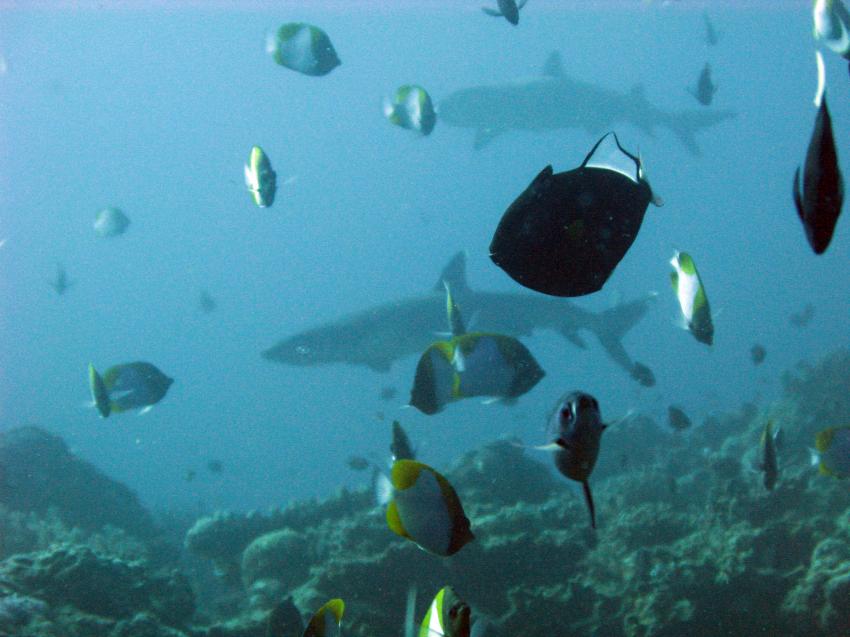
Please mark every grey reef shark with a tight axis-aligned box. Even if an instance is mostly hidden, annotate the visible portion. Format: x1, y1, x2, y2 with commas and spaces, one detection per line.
263, 252, 658, 386
438, 52, 735, 155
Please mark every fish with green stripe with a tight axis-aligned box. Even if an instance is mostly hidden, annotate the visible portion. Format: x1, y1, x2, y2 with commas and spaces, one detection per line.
302, 598, 343, 637
266, 22, 340, 77
669, 250, 714, 346
419, 586, 470, 637
811, 426, 850, 478
88, 361, 173, 418
244, 146, 277, 208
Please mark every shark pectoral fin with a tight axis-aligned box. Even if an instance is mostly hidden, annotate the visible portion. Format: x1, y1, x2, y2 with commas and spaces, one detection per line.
433, 250, 470, 296
582, 481, 597, 530
482, 6, 502, 17
474, 127, 502, 149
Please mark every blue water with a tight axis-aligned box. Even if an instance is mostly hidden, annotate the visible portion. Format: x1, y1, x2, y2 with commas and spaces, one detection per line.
0, 1, 847, 514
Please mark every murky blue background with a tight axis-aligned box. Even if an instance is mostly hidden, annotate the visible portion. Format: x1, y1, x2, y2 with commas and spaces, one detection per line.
1, 1, 847, 513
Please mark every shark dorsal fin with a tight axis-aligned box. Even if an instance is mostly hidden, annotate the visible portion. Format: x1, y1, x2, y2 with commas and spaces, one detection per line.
434, 251, 470, 296
543, 52, 564, 78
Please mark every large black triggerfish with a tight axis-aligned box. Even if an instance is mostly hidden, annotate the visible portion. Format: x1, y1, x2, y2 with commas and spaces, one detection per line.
490, 132, 661, 297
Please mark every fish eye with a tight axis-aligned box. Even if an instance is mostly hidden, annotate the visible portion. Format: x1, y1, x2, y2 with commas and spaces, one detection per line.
560, 405, 574, 422
449, 606, 458, 619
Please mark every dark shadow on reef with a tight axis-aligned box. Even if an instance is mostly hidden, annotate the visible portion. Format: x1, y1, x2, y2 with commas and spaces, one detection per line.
1, 349, 850, 637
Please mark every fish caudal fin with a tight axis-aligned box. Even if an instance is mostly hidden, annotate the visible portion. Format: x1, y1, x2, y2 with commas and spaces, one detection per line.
582, 481, 597, 530
581, 293, 657, 376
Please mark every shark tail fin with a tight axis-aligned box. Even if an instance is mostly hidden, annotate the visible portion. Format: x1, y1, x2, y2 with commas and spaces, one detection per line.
576, 293, 658, 376
433, 251, 470, 296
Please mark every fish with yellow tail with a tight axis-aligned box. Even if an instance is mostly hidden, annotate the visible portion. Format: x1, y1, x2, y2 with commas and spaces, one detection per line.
530, 392, 607, 529
669, 251, 714, 346
419, 586, 471, 637
386, 459, 474, 556
811, 426, 850, 478
302, 598, 343, 637
409, 282, 544, 415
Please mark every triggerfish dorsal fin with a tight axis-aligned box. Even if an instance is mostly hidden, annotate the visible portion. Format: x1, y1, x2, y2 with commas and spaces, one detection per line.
443, 281, 466, 337
302, 598, 344, 637
433, 251, 470, 296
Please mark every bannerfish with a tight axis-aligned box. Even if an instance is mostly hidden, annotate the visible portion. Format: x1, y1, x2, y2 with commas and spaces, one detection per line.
813, 0, 850, 72
87, 361, 173, 417
812, 425, 850, 478
481, 0, 528, 26
490, 132, 661, 297
750, 344, 767, 365
409, 283, 544, 414
266, 23, 340, 77
266, 596, 303, 637
759, 421, 780, 490
391, 420, 416, 461
93, 206, 130, 237
49, 263, 72, 295
670, 251, 714, 346
245, 146, 277, 208
539, 391, 607, 529
793, 51, 844, 255
687, 63, 717, 106
386, 459, 474, 556
630, 361, 656, 387
302, 598, 343, 637
384, 85, 436, 136
667, 405, 692, 431
419, 586, 471, 637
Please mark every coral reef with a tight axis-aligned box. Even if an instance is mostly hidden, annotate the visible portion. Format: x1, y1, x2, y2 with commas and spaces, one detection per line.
0, 426, 158, 538
1, 349, 848, 637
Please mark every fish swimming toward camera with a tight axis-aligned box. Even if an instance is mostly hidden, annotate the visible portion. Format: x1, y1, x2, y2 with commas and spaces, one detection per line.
266, 22, 340, 77
88, 361, 174, 418
630, 361, 656, 387
537, 391, 608, 529
687, 63, 717, 106
93, 206, 130, 237
490, 132, 661, 297
409, 283, 544, 414
386, 459, 474, 556
384, 85, 436, 136
49, 264, 72, 296
750, 344, 767, 365
813, 0, 850, 72
245, 146, 277, 208
263, 251, 657, 385
670, 251, 714, 346
438, 52, 735, 154
419, 586, 471, 637
793, 51, 844, 255
302, 598, 343, 637
482, 0, 528, 25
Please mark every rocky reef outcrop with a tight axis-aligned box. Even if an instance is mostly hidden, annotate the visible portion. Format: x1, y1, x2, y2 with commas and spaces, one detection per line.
0, 426, 158, 538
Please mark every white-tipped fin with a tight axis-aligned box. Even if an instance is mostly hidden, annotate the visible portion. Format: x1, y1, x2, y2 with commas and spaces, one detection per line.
137, 405, 154, 416
374, 471, 393, 506
814, 50, 826, 108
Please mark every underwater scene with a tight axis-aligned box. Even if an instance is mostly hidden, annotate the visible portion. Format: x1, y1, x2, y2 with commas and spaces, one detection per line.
1, 1, 849, 635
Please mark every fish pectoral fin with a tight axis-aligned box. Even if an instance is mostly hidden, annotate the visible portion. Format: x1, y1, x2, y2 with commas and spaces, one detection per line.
792, 167, 805, 221
481, 6, 503, 17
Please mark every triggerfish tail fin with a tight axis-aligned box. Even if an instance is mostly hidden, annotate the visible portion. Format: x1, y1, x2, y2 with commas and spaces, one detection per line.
88, 363, 111, 418
582, 481, 597, 530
